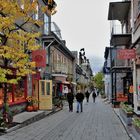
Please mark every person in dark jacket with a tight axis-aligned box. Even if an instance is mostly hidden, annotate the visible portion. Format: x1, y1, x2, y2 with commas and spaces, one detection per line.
76, 90, 84, 113
85, 90, 90, 102
92, 91, 97, 103
67, 89, 74, 112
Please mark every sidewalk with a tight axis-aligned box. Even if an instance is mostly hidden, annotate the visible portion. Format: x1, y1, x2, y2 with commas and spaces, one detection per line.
3, 107, 62, 134
113, 108, 140, 140
103, 98, 140, 140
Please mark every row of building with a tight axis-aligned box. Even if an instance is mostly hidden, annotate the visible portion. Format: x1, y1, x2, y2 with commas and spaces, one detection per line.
103, 0, 140, 115
0, 0, 93, 113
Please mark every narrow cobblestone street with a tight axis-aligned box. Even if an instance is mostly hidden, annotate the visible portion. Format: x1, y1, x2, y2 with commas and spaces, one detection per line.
0, 96, 131, 140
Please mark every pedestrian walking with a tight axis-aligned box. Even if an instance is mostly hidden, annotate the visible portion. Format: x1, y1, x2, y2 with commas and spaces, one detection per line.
67, 89, 74, 112
92, 91, 97, 103
85, 90, 90, 102
76, 90, 84, 113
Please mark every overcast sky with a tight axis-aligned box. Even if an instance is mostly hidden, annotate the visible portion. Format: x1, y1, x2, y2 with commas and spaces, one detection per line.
52, 0, 118, 73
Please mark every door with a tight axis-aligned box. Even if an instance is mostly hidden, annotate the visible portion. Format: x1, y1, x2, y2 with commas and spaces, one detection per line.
39, 80, 52, 110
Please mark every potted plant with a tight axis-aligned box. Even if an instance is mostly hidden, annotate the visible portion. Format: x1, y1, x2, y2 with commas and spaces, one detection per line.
32, 97, 39, 111
26, 96, 34, 112
26, 96, 39, 111
119, 102, 133, 125
120, 102, 133, 117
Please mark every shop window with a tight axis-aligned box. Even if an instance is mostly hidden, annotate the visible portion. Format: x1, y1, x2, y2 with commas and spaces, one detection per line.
0, 79, 26, 106
14, 80, 25, 102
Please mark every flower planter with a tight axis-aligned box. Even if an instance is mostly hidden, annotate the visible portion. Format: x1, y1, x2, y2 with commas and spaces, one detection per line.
119, 108, 133, 125
33, 105, 38, 111
26, 106, 33, 112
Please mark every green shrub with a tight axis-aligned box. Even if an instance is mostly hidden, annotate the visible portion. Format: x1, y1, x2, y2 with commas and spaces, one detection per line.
133, 117, 140, 128
120, 102, 133, 113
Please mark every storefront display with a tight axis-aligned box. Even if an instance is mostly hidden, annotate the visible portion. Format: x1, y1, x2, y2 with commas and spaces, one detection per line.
0, 79, 26, 106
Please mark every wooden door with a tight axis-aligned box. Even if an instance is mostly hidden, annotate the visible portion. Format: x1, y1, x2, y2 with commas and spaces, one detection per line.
39, 80, 52, 110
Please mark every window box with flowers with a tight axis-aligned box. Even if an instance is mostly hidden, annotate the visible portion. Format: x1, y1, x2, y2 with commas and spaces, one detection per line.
26, 96, 39, 112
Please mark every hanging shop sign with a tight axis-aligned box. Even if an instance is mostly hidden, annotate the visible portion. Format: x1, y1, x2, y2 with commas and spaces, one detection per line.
32, 49, 46, 67
117, 49, 136, 60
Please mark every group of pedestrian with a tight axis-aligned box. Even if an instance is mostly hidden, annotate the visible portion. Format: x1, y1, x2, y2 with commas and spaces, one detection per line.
67, 88, 98, 113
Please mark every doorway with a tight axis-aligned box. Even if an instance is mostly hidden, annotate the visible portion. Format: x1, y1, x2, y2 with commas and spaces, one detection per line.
39, 80, 52, 110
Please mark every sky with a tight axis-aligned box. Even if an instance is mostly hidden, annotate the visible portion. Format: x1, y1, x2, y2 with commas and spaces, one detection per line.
52, 0, 118, 73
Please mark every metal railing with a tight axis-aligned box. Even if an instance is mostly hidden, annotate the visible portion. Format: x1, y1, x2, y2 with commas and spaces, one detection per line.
44, 22, 62, 39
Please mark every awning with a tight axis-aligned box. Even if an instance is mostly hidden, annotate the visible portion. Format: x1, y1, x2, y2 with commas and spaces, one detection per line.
108, 1, 131, 21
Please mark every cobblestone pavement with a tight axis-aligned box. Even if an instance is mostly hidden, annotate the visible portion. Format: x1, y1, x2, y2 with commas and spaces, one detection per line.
0, 96, 131, 140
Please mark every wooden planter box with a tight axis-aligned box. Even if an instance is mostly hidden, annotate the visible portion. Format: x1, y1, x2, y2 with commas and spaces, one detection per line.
119, 108, 133, 125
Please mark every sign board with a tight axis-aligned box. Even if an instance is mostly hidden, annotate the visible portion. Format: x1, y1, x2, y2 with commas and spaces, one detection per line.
117, 49, 136, 60
32, 49, 46, 67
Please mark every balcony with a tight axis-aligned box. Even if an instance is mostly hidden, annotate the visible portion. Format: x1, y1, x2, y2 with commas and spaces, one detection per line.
110, 23, 131, 46
44, 22, 62, 40
108, 1, 131, 46
108, 1, 131, 21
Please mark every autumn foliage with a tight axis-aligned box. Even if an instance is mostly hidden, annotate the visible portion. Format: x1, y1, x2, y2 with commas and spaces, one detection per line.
0, 0, 42, 84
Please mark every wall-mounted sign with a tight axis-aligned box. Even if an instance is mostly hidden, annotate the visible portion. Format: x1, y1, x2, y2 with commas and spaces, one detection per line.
117, 49, 136, 60
32, 49, 46, 67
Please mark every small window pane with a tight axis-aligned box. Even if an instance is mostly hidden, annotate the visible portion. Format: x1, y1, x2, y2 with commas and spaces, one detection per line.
46, 83, 50, 95
41, 81, 45, 95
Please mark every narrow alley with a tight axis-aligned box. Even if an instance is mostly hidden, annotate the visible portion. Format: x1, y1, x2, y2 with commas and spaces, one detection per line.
0, 96, 130, 140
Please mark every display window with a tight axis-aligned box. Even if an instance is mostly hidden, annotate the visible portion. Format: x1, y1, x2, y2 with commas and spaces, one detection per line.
0, 79, 27, 106
14, 80, 25, 102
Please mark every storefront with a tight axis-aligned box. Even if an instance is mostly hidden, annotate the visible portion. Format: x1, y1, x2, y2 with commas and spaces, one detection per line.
0, 78, 27, 109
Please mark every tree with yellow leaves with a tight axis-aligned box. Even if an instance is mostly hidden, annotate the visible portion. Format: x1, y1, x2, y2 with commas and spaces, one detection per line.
0, 0, 43, 123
